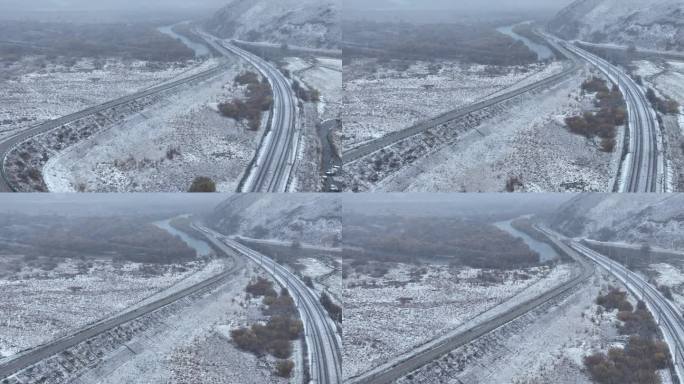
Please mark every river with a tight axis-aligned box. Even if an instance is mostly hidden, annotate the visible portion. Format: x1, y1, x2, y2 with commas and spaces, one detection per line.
157, 23, 210, 58
154, 218, 212, 257
496, 24, 554, 61
494, 219, 559, 263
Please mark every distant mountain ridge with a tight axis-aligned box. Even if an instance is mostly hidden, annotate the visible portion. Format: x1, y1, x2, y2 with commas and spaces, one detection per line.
206, 194, 341, 247
549, 194, 684, 249
205, 0, 340, 49
548, 0, 684, 52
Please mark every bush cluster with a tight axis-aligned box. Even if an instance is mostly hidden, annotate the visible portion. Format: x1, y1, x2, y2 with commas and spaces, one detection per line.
218, 72, 273, 130
587, 288, 671, 383
564, 77, 626, 152
230, 315, 303, 358
320, 292, 342, 322
584, 336, 670, 384
646, 88, 680, 115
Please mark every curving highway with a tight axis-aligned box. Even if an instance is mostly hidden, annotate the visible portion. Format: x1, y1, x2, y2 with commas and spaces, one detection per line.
348, 225, 594, 384
195, 225, 342, 384
0, 63, 228, 192
548, 35, 664, 192
0, 229, 244, 380
540, 227, 684, 379
198, 32, 298, 193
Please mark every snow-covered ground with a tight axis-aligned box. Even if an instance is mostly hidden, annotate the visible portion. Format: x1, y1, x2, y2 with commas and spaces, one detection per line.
86, 265, 292, 384
284, 57, 341, 121
0, 57, 216, 140
342, 262, 575, 379
342, 59, 563, 150
651, 262, 684, 313
0, 257, 222, 358
399, 271, 621, 384
41, 60, 265, 192
633, 59, 684, 189
358, 68, 622, 192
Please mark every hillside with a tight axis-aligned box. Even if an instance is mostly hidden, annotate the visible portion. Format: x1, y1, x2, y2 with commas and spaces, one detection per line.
548, 0, 684, 51
549, 194, 684, 249
205, 0, 340, 49
206, 194, 341, 247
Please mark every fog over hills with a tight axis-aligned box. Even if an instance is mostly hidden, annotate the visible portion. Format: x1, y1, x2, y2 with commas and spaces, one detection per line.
206, 0, 340, 48
548, 0, 684, 51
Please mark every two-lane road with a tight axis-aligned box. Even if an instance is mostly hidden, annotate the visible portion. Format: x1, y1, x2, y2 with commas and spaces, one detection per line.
0, 229, 244, 380
343, 39, 581, 164
348, 225, 594, 384
195, 225, 342, 384
198, 33, 298, 193
0, 63, 227, 192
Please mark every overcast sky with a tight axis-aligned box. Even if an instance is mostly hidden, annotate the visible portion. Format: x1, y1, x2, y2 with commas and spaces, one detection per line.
343, 193, 575, 218
0, 0, 228, 11
345, 0, 575, 12
0, 194, 229, 217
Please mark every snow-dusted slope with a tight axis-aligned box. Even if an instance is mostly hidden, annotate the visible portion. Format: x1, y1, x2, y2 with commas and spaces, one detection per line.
548, 0, 684, 51
205, 0, 340, 49
550, 194, 684, 249
207, 194, 341, 247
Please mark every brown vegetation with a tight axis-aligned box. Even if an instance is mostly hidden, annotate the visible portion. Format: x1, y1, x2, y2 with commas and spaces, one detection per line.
320, 292, 342, 322
564, 77, 626, 152
233, 278, 303, 373
343, 216, 541, 271
219, 71, 273, 130
586, 288, 671, 383
646, 88, 680, 115
188, 176, 216, 192
584, 336, 670, 384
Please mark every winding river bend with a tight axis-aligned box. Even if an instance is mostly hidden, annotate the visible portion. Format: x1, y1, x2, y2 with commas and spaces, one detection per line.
497, 23, 554, 61
157, 22, 210, 58
154, 217, 212, 257
494, 219, 560, 263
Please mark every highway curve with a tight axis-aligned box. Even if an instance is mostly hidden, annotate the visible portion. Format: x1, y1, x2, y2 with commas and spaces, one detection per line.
348, 225, 594, 384
198, 33, 298, 193
0, 229, 245, 380
195, 225, 342, 384
0, 63, 227, 192
557, 40, 663, 192
541, 227, 684, 379
343, 42, 581, 165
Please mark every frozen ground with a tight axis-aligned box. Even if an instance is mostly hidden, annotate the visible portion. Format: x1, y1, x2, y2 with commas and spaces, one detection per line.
283, 56, 341, 192
285, 56, 341, 121
342, 262, 574, 379
42, 60, 266, 192
87, 265, 292, 384
633, 59, 684, 189
353, 68, 622, 192
651, 262, 684, 313
0, 57, 217, 140
342, 59, 564, 150
0, 257, 223, 358
398, 271, 623, 384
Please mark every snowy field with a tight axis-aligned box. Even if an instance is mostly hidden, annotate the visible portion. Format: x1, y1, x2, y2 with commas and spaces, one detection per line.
651, 262, 684, 313
285, 57, 342, 121
342, 262, 574, 379
399, 271, 622, 384
87, 265, 293, 384
342, 59, 564, 150
349, 68, 622, 192
41, 60, 265, 192
633, 59, 684, 190
0, 57, 218, 140
0, 257, 223, 358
